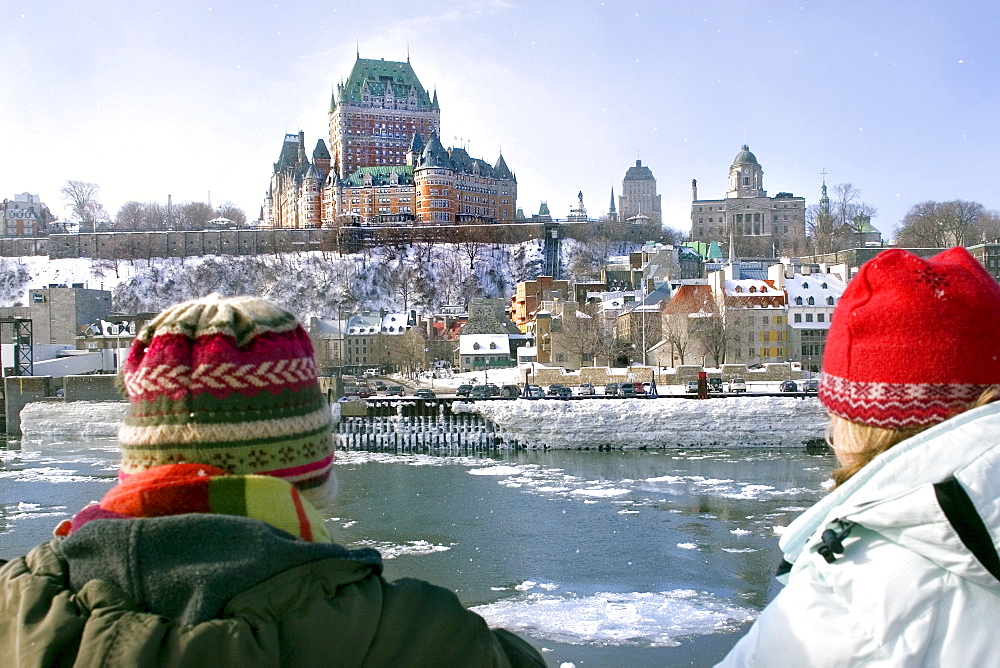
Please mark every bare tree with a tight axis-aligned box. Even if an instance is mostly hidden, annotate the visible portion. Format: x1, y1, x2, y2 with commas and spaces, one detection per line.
830, 183, 878, 232
895, 200, 988, 247
174, 201, 214, 230
660, 312, 693, 366
806, 203, 837, 254
555, 305, 605, 367
696, 297, 748, 367
61, 180, 108, 232
217, 202, 247, 227
114, 201, 146, 231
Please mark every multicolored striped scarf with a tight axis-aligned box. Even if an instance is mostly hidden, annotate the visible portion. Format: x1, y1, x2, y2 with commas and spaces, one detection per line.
55, 463, 331, 543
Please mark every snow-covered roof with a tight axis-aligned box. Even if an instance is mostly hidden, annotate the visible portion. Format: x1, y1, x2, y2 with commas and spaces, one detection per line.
380, 312, 409, 335
725, 279, 782, 296
459, 333, 510, 355
311, 318, 342, 337
785, 272, 846, 308
346, 315, 380, 335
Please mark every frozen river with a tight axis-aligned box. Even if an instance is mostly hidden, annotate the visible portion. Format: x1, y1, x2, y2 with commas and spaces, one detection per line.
1, 402, 835, 666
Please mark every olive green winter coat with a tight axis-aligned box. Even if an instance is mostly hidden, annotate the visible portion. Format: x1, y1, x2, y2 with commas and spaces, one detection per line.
0, 515, 543, 667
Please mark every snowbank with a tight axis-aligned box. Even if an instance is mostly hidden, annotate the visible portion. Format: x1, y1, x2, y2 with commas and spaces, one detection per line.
460, 396, 828, 449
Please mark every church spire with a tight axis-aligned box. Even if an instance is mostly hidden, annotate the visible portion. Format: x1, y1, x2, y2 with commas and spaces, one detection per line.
819, 169, 830, 216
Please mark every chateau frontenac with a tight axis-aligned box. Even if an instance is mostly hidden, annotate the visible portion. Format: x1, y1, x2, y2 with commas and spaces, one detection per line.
263, 56, 516, 228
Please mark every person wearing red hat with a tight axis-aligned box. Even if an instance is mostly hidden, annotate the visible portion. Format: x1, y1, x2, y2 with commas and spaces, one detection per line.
720, 248, 1000, 666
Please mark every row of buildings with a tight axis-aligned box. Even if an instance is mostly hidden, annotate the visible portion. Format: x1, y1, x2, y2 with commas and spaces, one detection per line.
258, 53, 857, 263
303, 242, 849, 376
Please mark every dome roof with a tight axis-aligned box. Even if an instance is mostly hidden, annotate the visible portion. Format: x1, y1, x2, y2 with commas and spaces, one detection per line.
732, 145, 758, 165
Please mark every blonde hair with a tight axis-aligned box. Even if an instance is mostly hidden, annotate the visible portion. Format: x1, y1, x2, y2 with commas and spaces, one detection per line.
827, 386, 1000, 488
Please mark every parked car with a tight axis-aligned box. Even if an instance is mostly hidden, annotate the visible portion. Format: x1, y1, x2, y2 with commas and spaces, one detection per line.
604, 382, 619, 397
456, 384, 473, 397
385, 385, 404, 397
524, 384, 546, 398
577, 382, 596, 396
499, 384, 521, 398
780, 380, 799, 392
414, 388, 436, 399
344, 386, 372, 399
728, 377, 747, 393
708, 378, 723, 392
554, 385, 573, 399
632, 382, 647, 396
686, 381, 701, 394
469, 385, 490, 399
485, 383, 501, 397
802, 379, 819, 393
619, 383, 637, 398
547, 383, 567, 396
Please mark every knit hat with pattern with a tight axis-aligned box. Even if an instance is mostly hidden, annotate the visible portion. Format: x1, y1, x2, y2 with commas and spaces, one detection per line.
819, 247, 1000, 429
118, 294, 334, 491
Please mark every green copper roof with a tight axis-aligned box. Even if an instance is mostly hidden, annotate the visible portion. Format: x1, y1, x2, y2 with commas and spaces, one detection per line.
274, 134, 302, 172
732, 145, 758, 165
332, 57, 436, 111
683, 241, 708, 258
708, 240, 723, 259
493, 153, 513, 180
313, 139, 330, 160
420, 133, 452, 169
341, 165, 415, 187
409, 132, 424, 154
853, 214, 879, 234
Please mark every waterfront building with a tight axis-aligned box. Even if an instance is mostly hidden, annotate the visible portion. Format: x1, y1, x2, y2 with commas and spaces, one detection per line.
769, 263, 847, 372
689, 146, 806, 257
457, 298, 527, 371
510, 276, 571, 333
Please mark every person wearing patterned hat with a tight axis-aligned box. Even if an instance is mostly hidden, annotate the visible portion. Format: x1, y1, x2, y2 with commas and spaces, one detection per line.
0, 294, 543, 667
720, 248, 1000, 666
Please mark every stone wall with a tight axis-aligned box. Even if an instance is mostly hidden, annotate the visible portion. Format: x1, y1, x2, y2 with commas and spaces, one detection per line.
43, 229, 336, 260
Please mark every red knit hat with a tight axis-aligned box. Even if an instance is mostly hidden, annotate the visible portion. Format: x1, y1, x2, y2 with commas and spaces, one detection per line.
819, 247, 1000, 429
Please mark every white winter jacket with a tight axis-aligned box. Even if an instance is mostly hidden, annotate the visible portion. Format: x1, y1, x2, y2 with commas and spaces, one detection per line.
720, 402, 1000, 667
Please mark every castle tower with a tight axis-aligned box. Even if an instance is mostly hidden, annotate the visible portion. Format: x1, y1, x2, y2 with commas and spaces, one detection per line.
414, 132, 455, 223
328, 56, 440, 178
726, 145, 765, 199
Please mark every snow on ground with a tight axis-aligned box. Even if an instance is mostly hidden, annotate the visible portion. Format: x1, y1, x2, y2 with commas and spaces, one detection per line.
459, 395, 826, 449
0, 256, 134, 305
19, 370, 828, 450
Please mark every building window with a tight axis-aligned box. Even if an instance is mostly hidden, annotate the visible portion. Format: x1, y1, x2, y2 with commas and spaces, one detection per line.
817, 313, 825, 322
806, 314, 814, 322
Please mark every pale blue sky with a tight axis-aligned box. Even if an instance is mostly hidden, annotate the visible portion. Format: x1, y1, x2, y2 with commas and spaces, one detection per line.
3, 0, 997, 238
